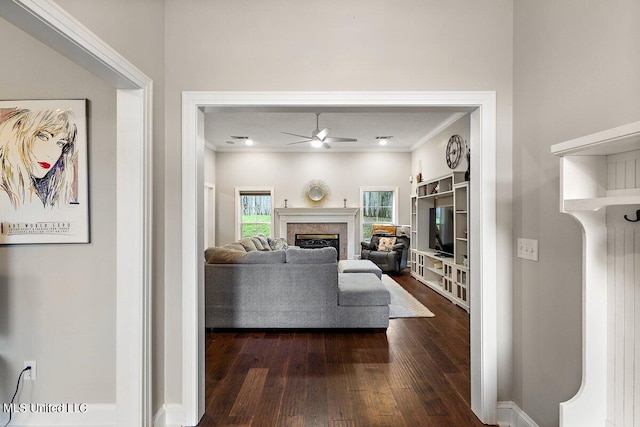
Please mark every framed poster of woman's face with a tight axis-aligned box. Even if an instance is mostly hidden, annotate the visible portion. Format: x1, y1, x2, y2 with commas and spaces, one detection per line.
0, 99, 89, 244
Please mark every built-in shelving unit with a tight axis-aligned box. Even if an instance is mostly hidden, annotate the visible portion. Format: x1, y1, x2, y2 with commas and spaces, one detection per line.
551, 120, 640, 427
410, 172, 469, 311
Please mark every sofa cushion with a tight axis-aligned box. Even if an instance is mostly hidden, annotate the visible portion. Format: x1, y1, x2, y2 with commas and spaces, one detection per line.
338, 273, 390, 306
205, 246, 247, 264
236, 250, 286, 264
286, 247, 337, 264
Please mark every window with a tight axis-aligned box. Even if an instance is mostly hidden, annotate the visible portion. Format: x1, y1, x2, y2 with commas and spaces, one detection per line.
360, 187, 398, 242
236, 188, 274, 239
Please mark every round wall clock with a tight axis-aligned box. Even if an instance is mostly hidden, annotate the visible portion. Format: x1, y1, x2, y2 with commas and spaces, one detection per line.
446, 135, 464, 169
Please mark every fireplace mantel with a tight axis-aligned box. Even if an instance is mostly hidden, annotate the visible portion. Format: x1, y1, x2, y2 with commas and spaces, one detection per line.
275, 208, 359, 216
275, 208, 359, 259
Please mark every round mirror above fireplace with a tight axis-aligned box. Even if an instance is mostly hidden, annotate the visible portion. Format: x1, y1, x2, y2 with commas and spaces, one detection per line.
303, 179, 330, 205
308, 185, 324, 201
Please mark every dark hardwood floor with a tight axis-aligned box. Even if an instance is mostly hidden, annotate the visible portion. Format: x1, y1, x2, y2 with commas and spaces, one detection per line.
199, 270, 489, 427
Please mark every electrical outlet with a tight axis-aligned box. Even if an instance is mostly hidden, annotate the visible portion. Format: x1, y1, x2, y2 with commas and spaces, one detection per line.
517, 238, 539, 262
24, 360, 36, 381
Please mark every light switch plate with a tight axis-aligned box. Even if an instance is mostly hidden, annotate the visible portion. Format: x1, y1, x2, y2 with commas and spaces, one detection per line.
517, 238, 539, 261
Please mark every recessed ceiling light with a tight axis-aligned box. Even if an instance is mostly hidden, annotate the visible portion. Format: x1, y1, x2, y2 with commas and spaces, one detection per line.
230, 136, 254, 146
376, 136, 393, 146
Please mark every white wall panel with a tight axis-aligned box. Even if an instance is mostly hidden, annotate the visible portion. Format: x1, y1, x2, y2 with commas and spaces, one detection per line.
608, 150, 640, 191
607, 207, 640, 427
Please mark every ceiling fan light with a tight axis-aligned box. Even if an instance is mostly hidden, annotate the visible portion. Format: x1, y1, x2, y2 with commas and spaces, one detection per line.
245, 138, 254, 146
311, 139, 323, 148
379, 139, 388, 146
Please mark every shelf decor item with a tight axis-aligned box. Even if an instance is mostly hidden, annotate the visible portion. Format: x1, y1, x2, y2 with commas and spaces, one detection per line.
0, 99, 89, 244
465, 147, 470, 181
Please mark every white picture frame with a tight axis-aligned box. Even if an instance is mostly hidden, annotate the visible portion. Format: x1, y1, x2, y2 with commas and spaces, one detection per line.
0, 99, 89, 244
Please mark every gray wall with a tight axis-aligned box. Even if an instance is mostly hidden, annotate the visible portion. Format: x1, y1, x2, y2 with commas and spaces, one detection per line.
212, 151, 412, 246
512, 0, 640, 425
0, 17, 117, 403
53, 0, 167, 413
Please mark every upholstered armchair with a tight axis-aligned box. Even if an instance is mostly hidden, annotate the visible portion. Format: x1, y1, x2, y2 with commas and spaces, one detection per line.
360, 231, 410, 274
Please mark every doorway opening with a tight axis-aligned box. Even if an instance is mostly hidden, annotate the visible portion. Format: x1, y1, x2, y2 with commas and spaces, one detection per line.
181, 91, 497, 425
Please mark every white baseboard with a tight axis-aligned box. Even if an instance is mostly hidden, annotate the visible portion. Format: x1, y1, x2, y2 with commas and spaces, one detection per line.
0, 403, 115, 426
497, 401, 539, 427
153, 404, 183, 427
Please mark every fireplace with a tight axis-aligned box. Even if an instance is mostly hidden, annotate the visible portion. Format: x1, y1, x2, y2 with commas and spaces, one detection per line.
275, 208, 359, 260
295, 234, 340, 260
287, 223, 347, 259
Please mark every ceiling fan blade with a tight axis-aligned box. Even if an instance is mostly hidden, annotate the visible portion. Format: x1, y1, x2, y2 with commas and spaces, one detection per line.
323, 142, 332, 150
282, 131, 312, 139
323, 137, 357, 143
316, 127, 330, 141
286, 140, 312, 145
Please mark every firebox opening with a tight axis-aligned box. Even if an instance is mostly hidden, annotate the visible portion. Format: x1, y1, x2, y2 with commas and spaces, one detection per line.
295, 233, 340, 260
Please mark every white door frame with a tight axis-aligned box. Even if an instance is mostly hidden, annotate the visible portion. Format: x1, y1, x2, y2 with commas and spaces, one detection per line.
0, 1, 153, 425
182, 91, 498, 425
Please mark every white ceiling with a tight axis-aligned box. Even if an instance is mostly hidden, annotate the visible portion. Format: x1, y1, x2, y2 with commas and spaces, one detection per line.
203, 107, 471, 152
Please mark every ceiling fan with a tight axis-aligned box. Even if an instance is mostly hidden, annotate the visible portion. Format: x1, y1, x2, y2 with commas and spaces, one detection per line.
283, 113, 357, 149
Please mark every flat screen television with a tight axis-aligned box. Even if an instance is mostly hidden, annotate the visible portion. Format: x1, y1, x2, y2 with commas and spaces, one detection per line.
429, 206, 454, 257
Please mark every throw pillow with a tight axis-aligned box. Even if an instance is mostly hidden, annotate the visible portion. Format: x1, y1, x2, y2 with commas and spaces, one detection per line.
225, 242, 246, 252
238, 237, 258, 252
251, 237, 266, 251
371, 224, 397, 236
268, 237, 288, 251
255, 234, 271, 251
378, 236, 397, 251
204, 247, 247, 264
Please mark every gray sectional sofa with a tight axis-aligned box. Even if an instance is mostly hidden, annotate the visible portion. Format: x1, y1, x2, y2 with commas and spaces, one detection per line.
204, 240, 390, 329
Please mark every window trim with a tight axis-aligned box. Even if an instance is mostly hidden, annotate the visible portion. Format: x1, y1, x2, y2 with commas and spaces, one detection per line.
359, 186, 398, 242
235, 186, 275, 240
